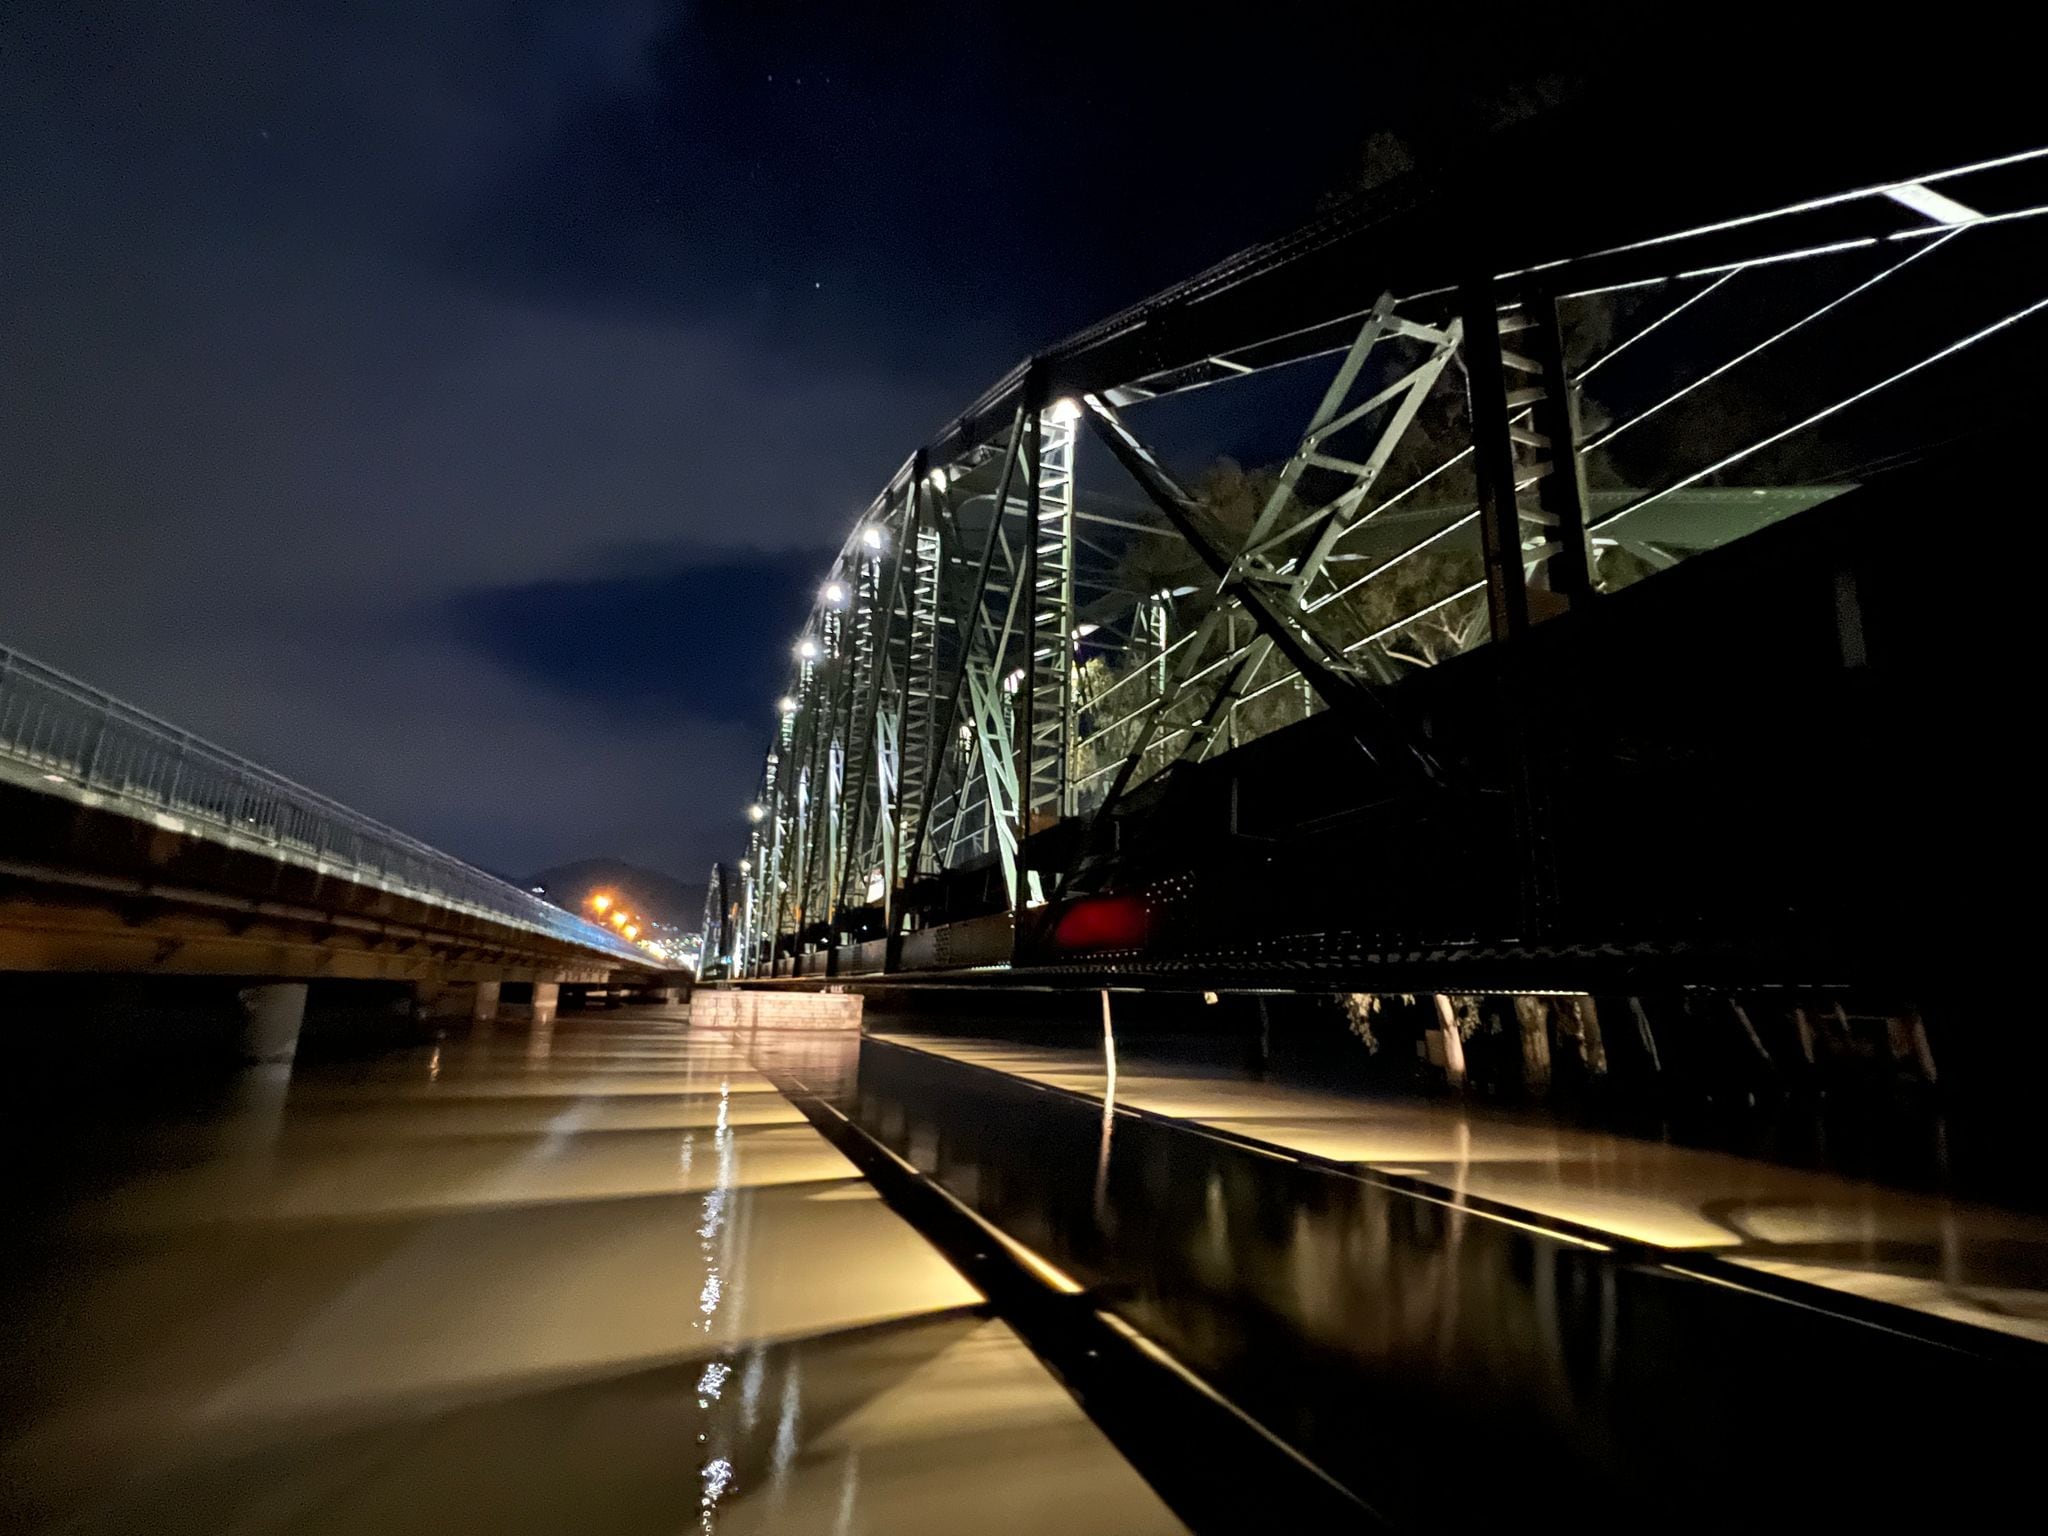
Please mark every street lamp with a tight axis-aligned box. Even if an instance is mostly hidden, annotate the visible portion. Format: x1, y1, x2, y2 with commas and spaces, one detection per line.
822, 581, 847, 606
748, 804, 764, 823
797, 638, 819, 660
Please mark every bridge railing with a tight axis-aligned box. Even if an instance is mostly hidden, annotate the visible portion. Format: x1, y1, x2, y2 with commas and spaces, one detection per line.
0, 644, 648, 965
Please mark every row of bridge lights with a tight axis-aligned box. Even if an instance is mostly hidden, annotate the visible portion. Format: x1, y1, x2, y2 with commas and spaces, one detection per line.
584, 891, 642, 943
784, 398, 1083, 668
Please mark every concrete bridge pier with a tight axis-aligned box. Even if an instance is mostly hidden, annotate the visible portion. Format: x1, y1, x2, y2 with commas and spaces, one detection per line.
414, 978, 505, 1027
236, 982, 308, 1064
471, 979, 502, 1023
499, 980, 559, 1027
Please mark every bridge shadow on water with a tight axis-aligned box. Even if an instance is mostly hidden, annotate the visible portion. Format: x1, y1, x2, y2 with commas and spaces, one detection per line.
777, 1023, 2042, 1531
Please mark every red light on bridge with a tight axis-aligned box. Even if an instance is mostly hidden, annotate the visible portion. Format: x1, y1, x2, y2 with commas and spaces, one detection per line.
1050, 895, 1149, 951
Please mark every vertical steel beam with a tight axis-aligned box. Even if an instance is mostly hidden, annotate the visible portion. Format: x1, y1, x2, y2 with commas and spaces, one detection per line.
1461, 279, 1533, 643
1460, 283, 1562, 939
1017, 407, 1041, 871
1029, 405, 1078, 822
894, 513, 941, 891
882, 458, 927, 941
1526, 293, 1596, 607
834, 481, 911, 919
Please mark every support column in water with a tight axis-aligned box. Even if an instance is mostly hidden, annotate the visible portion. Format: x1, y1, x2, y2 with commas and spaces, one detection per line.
236, 982, 308, 1064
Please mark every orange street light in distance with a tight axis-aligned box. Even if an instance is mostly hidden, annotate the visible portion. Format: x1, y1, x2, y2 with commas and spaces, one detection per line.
623, 924, 638, 940
590, 893, 612, 914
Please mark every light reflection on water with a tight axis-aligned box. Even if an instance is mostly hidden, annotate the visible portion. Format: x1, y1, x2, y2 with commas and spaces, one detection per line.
696, 1078, 735, 1531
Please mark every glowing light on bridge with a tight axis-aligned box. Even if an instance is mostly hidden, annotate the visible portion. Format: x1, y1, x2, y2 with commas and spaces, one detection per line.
1051, 894, 1150, 951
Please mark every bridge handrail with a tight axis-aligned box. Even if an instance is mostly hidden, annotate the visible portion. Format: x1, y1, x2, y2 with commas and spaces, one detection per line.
0, 643, 647, 965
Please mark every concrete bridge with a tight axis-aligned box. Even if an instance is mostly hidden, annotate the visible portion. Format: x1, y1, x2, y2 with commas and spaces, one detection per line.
0, 645, 660, 1059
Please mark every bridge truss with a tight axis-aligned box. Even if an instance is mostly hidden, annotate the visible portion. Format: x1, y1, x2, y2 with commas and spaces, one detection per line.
722, 132, 2048, 982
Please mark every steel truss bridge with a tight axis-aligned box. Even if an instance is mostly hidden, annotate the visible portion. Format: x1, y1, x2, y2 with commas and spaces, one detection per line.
708, 120, 2048, 993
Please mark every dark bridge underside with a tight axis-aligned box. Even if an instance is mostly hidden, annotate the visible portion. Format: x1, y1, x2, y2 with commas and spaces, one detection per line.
778, 450, 2018, 996
0, 788, 645, 985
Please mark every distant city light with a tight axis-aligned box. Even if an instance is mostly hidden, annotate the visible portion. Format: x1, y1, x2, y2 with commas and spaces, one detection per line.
622, 923, 638, 940
590, 893, 612, 914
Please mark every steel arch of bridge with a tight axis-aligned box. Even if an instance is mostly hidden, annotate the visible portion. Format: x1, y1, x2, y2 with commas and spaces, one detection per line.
721, 137, 2048, 981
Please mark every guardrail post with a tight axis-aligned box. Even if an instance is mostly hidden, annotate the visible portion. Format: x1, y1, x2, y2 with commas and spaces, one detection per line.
163, 733, 191, 807
81, 713, 110, 787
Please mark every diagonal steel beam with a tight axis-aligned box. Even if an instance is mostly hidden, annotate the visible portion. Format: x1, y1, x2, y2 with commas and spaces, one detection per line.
1192, 320, 1463, 759
1082, 396, 1439, 785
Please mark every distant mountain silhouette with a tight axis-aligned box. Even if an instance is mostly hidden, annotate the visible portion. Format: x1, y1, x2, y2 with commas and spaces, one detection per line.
522, 858, 708, 932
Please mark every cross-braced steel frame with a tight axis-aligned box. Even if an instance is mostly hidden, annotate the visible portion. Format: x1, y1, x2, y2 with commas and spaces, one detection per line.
723, 139, 2048, 978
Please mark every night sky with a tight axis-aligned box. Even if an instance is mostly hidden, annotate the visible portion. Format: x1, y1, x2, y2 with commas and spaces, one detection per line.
0, 3, 1603, 881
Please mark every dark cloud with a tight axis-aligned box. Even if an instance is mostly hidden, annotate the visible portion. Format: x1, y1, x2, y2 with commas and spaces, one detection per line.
442, 549, 835, 724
